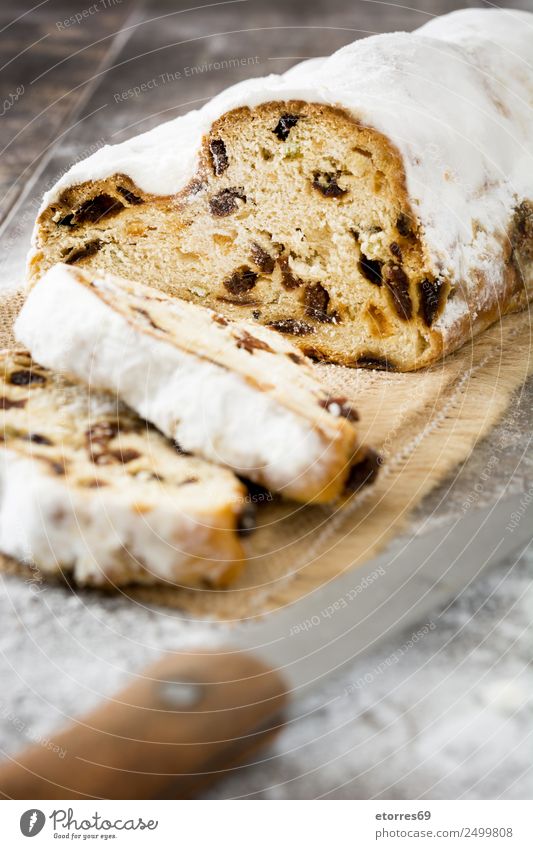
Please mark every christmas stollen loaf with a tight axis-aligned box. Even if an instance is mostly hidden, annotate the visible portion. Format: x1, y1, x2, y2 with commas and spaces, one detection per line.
16, 264, 378, 504
0, 349, 248, 587
27, 8, 533, 371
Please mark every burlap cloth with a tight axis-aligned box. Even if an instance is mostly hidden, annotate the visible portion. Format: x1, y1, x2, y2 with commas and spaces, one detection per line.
1, 289, 531, 619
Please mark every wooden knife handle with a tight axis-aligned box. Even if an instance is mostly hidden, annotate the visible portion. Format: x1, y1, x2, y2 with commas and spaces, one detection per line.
0, 649, 287, 799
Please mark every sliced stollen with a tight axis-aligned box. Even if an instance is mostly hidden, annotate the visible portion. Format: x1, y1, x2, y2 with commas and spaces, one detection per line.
0, 348, 248, 588
27, 9, 533, 371
15, 264, 379, 504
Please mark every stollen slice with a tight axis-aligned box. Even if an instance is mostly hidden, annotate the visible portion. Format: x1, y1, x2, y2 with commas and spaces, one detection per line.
16, 263, 379, 504
0, 348, 248, 588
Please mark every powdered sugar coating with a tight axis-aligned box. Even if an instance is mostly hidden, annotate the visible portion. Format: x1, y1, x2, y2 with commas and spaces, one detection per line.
34, 8, 533, 339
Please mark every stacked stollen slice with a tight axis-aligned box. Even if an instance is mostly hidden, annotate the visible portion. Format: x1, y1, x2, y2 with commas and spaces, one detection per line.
16, 263, 379, 503
0, 349, 248, 588
11, 263, 380, 588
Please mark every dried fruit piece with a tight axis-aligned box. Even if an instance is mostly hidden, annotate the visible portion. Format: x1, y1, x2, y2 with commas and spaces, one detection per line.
359, 254, 382, 285
304, 283, 334, 322
512, 200, 533, 244
250, 242, 275, 274
9, 370, 46, 386
319, 395, 359, 422
345, 449, 381, 492
32, 456, 66, 476
47, 459, 67, 476
212, 313, 228, 326
418, 278, 445, 326
80, 478, 109, 488
209, 138, 229, 175
237, 502, 256, 536
272, 113, 299, 141
110, 448, 141, 463
0, 397, 26, 409
187, 178, 206, 195
85, 421, 119, 444
278, 256, 303, 289
90, 451, 117, 465
312, 171, 347, 198
382, 263, 412, 320
72, 194, 124, 225
235, 330, 274, 354
117, 186, 143, 205
223, 266, 258, 296
26, 433, 53, 445
209, 187, 246, 217
390, 241, 403, 261
268, 318, 315, 336
355, 354, 395, 370
302, 346, 328, 361
396, 212, 414, 237
244, 480, 273, 504
57, 213, 74, 227
89, 444, 138, 466
64, 239, 103, 265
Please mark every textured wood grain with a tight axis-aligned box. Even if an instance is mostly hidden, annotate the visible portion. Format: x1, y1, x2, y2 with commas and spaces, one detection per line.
0, 0, 136, 221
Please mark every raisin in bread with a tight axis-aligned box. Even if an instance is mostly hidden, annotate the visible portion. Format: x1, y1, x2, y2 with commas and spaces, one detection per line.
0, 349, 248, 587
16, 264, 378, 504
27, 9, 533, 371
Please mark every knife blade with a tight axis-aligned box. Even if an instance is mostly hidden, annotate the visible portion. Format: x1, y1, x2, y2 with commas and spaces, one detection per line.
2, 493, 530, 799
229, 491, 533, 694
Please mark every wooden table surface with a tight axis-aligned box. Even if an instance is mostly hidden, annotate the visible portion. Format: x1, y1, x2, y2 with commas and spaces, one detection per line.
1, 0, 532, 801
